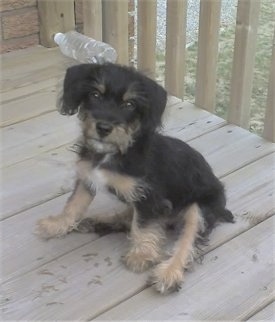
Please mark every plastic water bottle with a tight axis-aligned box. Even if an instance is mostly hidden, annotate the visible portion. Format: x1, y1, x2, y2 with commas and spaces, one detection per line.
54, 31, 117, 64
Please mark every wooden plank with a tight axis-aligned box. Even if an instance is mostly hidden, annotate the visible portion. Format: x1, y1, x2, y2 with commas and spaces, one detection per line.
83, 0, 102, 40
0, 97, 181, 168
209, 153, 274, 250
2, 172, 273, 321
1, 144, 76, 220
0, 102, 215, 219
2, 111, 274, 220
1, 47, 64, 81
228, 0, 261, 128
1, 233, 138, 320
1, 88, 57, 127
1, 192, 125, 282
187, 124, 275, 178
102, 0, 128, 64
97, 217, 274, 321
195, 0, 221, 112
137, 0, 157, 78
1, 46, 47, 70
92, 154, 269, 317
1, 154, 274, 319
1, 112, 79, 168
163, 101, 226, 135
1, 78, 60, 104
247, 301, 275, 321
38, 0, 75, 47
165, 0, 187, 98
1, 47, 75, 101
1, 64, 66, 95
263, 26, 275, 142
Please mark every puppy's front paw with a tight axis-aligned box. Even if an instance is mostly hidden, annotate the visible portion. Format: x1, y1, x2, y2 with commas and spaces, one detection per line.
123, 248, 158, 273
36, 215, 73, 239
149, 260, 184, 294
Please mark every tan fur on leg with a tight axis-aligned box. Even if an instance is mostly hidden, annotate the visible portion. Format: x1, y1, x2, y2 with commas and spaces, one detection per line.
150, 203, 203, 293
36, 181, 95, 239
124, 209, 165, 273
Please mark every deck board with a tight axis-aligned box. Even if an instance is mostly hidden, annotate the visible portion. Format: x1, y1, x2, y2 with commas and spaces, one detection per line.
1, 155, 274, 320
1, 192, 124, 282
1, 46, 274, 321
97, 217, 274, 321
0, 103, 229, 220
2, 117, 273, 220
1, 112, 79, 167
1, 88, 57, 127
247, 301, 275, 320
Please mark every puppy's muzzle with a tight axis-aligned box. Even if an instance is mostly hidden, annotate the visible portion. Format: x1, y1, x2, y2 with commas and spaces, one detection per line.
96, 122, 113, 137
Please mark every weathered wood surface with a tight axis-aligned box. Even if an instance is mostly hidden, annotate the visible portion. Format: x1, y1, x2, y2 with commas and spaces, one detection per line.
228, 0, 261, 128
1, 46, 274, 321
137, 0, 157, 77
1, 192, 125, 282
2, 154, 274, 320
38, 0, 75, 47
97, 218, 274, 321
263, 25, 275, 142
0, 102, 225, 219
1, 112, 79, 167
102, 0, 129, 64
247, 301, 275, 321
83, 0, 102, 40
165, 0, 187, 98
195, 0, 221, 112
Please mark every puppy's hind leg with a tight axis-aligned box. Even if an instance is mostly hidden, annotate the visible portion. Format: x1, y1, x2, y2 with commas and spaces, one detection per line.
150, 203, 203, 294
36, 180, 95, 239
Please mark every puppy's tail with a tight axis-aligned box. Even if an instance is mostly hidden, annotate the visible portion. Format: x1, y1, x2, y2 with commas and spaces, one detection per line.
200, 205, 235, 236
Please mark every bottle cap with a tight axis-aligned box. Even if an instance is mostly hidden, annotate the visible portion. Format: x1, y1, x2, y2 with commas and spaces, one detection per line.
54, 32, 65, 45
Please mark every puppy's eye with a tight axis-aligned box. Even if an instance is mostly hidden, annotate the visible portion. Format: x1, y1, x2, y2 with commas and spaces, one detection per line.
90, 90, 101, 99
124, 101, 136, 110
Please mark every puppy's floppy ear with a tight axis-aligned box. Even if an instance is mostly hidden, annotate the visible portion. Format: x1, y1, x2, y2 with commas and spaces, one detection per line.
57, 64, 97, 116
142, 76, 167, 130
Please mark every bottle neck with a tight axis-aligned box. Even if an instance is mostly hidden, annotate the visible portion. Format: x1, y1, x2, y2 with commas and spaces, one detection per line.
54, 32, 65, 45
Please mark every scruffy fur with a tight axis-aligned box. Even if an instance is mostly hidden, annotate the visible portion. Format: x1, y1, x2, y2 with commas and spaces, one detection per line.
37, 63, 234, 294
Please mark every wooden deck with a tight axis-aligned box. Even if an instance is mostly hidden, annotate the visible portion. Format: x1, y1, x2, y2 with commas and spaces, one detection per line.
1, 46, 274, 321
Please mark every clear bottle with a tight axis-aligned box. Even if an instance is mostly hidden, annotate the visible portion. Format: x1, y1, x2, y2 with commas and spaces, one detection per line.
54, 31, 117, 64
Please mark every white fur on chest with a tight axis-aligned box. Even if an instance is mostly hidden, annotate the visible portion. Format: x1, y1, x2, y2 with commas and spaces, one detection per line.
89, 168, 109, 192
76, 159, 148, 202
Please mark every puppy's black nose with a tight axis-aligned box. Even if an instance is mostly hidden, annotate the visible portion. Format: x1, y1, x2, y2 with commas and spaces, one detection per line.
96, 122, 113, 137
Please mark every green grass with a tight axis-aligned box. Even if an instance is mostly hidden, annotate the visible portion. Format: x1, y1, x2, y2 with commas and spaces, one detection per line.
157, 0, 274, 136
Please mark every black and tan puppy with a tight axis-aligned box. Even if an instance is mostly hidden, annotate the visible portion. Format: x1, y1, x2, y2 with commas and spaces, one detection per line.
37, 63, 234, 294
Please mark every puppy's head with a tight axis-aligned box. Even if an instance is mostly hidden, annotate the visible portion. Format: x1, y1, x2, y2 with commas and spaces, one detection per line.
59, 63, 167, 154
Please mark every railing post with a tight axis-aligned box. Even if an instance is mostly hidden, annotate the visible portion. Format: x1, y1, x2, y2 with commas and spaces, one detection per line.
38, 0, 75, 47
228, 0, 261, 129
165, 0, 187, 99
263, 26, 275, 142
137, 0, 157, 78
195, 0, 221, 112
83, 0, 102, 41
102, 0, 129, 65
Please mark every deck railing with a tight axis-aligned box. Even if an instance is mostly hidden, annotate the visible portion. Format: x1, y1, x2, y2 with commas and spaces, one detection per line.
37, 0, 274, 142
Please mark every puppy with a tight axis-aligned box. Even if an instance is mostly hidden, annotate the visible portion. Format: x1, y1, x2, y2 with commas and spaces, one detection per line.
37, 63, 234, 294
